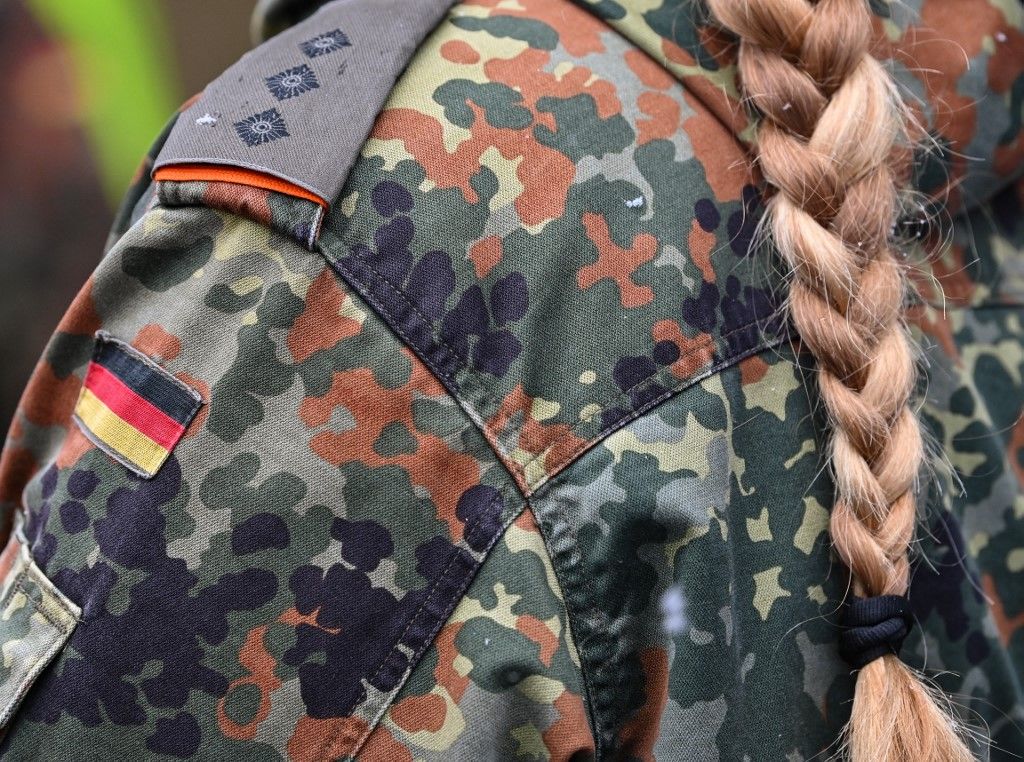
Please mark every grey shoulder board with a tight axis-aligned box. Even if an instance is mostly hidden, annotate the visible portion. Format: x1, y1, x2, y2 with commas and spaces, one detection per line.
154, 0, 456, 205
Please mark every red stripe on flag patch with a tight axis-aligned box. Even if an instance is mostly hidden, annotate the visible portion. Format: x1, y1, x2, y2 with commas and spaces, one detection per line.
83, 362, 187, 450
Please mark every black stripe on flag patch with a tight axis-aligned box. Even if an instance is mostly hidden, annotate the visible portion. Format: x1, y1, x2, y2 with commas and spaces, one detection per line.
92, 333, 201, 426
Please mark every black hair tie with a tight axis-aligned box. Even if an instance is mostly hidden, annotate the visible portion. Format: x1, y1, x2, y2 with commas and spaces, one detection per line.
839, 595, 915, 669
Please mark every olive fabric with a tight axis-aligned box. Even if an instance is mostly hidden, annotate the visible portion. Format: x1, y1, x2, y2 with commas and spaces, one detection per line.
0, 1, 1022, 760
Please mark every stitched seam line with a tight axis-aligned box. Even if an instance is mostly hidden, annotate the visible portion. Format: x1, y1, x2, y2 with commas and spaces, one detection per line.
0, 568, 29, 622
316, 464, 520, 757
335, 255, 460, 384
529, 339, 786, 757
11, 520, 81, 625
349, 495, 528, 758
71, 412, 167, 479
524, 498, 604, 753
520, 319, 781, 488
531, 334, 786, 499
348, 486, 500, 708
346, 236, 779, 432
155, 181, 324, 251
331, 253, 525, 493
9, 575, 69, 636
537, 336, 786, 497
334, 238, 781, 489
345, 248, 477, 387
308, 204, 325, 250
0, 557, 79, 728
318, 234, 780, 758
0, 626, 68, 727
94, 331, 204, 404
0, 576, 75, 722
20, 561, 80, 628
330, 251, 538, 497
322, 485, 506, 753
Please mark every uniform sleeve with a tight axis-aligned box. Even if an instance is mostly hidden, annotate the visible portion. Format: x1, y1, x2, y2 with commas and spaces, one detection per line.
0, 172, 525, 760
360, 510, 595, 761
0, 1, 548, 756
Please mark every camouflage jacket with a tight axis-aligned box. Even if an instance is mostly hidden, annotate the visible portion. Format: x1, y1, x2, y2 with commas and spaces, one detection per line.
0, 0, 1022, 759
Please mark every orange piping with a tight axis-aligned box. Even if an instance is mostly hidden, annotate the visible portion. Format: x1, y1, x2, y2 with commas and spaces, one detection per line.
154, 164, 328, 208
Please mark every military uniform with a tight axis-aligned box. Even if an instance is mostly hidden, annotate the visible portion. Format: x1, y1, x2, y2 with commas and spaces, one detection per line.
0, 0, 1021, 759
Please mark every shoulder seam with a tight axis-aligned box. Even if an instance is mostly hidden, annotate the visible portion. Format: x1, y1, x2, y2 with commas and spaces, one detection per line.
347, 489, 528, 758
324, 225, 784, 497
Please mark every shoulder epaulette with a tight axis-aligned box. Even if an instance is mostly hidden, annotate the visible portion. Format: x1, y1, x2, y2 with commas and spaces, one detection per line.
154, 0, 456, 210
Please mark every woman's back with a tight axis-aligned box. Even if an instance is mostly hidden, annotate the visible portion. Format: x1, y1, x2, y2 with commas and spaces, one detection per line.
0, 1, 1021, 759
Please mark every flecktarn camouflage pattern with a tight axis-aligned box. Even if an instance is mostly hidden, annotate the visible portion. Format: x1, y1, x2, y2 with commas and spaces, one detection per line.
0, 515, 80, 730
0, 0, 1021, 759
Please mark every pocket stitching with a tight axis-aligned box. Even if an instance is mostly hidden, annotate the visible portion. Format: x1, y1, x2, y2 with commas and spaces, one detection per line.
0, 546, 80, 727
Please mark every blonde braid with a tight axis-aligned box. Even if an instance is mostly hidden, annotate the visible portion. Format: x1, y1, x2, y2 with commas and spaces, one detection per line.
704, 1, 974, 759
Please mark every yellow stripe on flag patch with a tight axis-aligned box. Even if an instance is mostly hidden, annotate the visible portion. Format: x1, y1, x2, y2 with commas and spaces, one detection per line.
74, 388, 170, 476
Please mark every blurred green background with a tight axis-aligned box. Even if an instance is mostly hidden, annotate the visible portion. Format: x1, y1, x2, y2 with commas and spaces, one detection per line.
0, 0, 253, 428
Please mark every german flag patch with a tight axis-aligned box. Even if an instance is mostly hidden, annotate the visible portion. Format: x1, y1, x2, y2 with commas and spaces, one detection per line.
72, 333, 202, 478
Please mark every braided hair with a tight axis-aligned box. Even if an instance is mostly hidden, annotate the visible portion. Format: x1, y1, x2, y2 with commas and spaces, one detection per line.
704, 1, 974, 759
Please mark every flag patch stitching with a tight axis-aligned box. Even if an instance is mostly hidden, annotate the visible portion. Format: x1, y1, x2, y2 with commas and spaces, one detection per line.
72, 332, 202, 478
